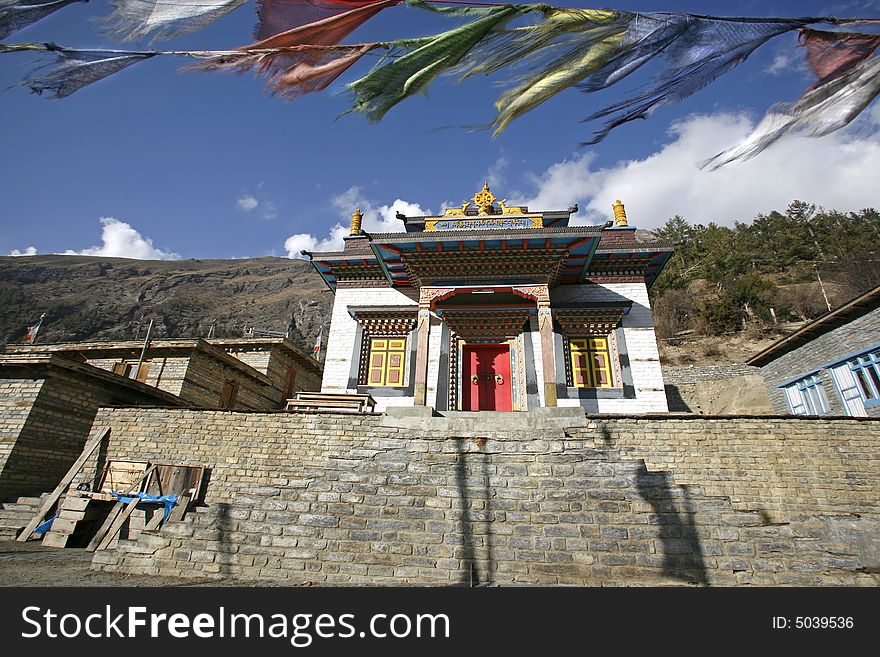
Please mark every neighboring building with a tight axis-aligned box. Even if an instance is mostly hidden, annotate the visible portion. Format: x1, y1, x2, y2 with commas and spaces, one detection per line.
0, 353, 185, 499
5, 337, 322, 411
304, 184, 674, 413
747, 284, 880, 417
204, 337, 323, 400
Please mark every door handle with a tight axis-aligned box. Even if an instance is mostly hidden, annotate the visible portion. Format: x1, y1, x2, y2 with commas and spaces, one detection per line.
471, 374, 479, 384
495, 374, 504, 385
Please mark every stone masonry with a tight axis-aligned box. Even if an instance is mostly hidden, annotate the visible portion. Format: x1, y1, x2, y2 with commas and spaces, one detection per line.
81, 408, 880, 586
0, 355, 183, 499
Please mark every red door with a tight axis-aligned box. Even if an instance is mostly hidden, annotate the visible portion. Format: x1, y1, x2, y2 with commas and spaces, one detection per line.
462, 345, 512, 411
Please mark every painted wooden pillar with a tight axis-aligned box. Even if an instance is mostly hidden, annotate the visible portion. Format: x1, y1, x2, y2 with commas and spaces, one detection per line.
536, 285, 557, 407
413, 288, 433, 406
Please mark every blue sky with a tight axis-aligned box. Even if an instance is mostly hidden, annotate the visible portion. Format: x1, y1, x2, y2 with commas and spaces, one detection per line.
1, 0, 879, 260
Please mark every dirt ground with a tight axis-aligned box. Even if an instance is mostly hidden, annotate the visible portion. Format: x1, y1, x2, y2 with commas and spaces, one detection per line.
658, 331, 783, 366
0, 540, 260, 587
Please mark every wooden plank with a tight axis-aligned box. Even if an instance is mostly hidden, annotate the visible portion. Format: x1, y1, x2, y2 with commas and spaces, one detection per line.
46, 518, 79, 535
41, 532, 70, 549
59, 509, 87, 521
94, 496, 141, 551
144, 508, 165, 531
86, 502, 125, 552
167, 493, 191, 523
17, 428, 109, 542
286, 400, 364, 409
86, 464, 156, 552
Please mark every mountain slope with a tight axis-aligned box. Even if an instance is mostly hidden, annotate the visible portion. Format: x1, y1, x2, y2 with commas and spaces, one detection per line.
0, 255, 332, 354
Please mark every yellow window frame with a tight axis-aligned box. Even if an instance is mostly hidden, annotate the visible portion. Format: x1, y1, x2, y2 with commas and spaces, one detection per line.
366, 337, 407, 387
570, 337, 614, 388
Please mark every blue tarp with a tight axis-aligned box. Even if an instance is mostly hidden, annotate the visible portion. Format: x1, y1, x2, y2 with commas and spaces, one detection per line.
34, 515, 56, 535
111, 491, 179, 520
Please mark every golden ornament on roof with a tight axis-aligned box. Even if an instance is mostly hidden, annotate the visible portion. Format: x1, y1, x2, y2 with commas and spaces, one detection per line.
612, 199, 628, 227
443, 201, 471, 217
473, 182, 496, 215
350, 208, 363, 235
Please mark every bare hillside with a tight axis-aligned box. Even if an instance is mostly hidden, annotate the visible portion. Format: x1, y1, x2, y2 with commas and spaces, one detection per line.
0, 255, 331, 354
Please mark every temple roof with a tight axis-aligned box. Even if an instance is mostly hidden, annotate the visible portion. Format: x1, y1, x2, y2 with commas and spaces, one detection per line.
303, 186, 674, 291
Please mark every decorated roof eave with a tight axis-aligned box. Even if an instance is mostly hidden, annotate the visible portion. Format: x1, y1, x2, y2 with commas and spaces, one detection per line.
304, 248, 388, 292
577, 232, 602, 283
366, 225, 604, 242
303, 252, 339, 293
553, 301, 634, 312
367, 242, 397, 287
348, 305, 418, 319
435, 305, 538, 317
594, 243, 677, 253
397, 206, 577, 223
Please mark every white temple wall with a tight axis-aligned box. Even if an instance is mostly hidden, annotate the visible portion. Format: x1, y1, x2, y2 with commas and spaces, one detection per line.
552, 281, 668, 413
320, 286, 418, 395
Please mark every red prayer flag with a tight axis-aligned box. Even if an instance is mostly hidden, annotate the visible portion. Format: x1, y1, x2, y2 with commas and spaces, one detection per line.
256, 0, 397, 40
800, 28, 880, 87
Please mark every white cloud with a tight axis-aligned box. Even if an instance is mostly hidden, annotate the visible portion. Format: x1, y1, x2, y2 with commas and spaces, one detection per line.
519, 110, 880, 228
237, 195, 258, 211
485, 155, 509, 189
765, 51, 793, 76
237, 186, 280, 220
63, 217, 179, 260
285, 187, 430, 258
8, 246, 37, 256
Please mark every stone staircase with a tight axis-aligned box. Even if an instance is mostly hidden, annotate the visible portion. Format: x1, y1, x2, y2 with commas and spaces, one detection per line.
0, 494, 51, 541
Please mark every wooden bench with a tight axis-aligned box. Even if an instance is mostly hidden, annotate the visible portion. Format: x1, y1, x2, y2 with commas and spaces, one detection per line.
285, 392, 376, 414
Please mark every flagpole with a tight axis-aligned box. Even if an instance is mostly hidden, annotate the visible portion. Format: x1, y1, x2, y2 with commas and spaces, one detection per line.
313, 326, 324, 360
135, 319, 154, 381
25, 313, 45, 344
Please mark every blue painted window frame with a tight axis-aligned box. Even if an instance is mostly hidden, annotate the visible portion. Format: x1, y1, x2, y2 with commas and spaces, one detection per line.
849, 349, 880, 408
784, 375, 829, 415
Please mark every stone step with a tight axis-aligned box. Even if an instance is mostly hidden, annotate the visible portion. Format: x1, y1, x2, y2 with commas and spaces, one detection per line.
0, 510, 39, 522
1, 495, 45, 508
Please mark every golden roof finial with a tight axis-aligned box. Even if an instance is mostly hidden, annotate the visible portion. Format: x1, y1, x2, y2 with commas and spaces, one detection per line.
350, 208, 363, 236
473, 182, 496, 215
612, 199, 628, 227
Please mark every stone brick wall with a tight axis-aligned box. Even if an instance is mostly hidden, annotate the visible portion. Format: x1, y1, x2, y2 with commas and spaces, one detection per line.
758, 306, 880, 416
265, 350, 322, 398
569, 417, 879, 522
83, 408, 879, 585
0, 378, 41, 497
177, 352, 281, 410
663, 364, 763, 385
87, 356, 190, 397
0, 369, 179, 500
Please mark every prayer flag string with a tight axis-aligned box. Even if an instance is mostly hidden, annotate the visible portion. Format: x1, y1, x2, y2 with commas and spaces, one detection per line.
1, 1, 878, 166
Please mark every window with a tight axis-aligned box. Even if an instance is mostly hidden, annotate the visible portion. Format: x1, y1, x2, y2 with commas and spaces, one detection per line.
112, 359, 151, 383
569, 337, 614, 388
366, 338, 406, 387
219, 381, 238, 409
849, 349, 880, 407
784, 375, 828, 415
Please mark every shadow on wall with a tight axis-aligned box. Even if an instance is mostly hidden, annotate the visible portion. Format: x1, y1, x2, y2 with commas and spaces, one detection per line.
453, 437, 494, 586
596, 422, 614, 448
634, 462, 708, 586
215, 502, 232, 579
664, 385, 693, 413
0, 384, 98, 501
